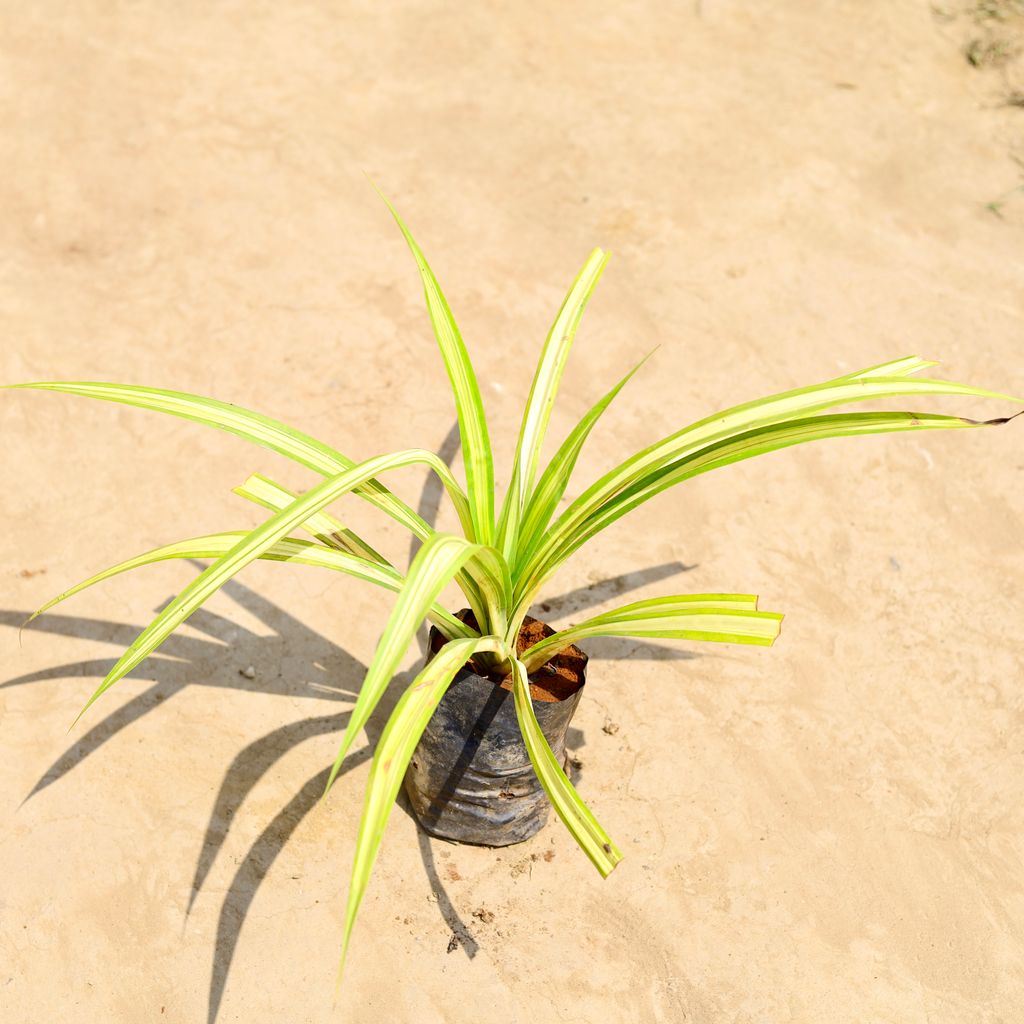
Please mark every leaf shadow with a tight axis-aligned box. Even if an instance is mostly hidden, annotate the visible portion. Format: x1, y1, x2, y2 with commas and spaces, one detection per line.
0, 591, 361, 804
2, 575, 393, 1024
2, 421, 703, 1023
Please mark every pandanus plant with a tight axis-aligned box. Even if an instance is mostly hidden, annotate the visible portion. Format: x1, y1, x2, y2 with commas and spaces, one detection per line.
8, 194, 1020, 983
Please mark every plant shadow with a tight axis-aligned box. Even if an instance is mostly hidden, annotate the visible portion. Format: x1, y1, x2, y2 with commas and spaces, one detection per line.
2, 424, 700, 1023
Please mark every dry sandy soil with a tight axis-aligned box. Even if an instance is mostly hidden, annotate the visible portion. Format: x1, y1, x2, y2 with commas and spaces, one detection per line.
2, 3, 1023, 1022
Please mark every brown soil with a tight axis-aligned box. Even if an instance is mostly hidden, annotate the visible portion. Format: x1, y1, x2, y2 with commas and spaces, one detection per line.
429, 610, 587, 703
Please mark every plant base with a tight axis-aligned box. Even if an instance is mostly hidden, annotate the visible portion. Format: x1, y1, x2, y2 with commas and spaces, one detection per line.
402, 613, 587, 847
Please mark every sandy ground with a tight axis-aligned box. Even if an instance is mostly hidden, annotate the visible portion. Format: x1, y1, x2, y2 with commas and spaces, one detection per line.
2, 3, 1023, 1022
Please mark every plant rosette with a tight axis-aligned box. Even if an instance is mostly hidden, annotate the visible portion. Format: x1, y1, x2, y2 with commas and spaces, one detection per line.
7, 190, 1021, 987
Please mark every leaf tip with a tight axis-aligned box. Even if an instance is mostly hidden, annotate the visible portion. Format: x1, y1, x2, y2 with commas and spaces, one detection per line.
18, 609, 42, 644
962, 408, 1024, 426
600, 843, 624, 878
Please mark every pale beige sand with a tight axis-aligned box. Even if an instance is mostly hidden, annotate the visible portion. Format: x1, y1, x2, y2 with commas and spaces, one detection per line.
2, 3, 1023, 1022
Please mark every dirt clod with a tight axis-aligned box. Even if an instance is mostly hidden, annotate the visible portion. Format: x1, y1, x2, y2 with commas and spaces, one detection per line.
510, 857, 533, 878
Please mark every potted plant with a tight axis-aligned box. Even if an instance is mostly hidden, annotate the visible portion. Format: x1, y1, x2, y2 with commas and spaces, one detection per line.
8, 193, 1019, 985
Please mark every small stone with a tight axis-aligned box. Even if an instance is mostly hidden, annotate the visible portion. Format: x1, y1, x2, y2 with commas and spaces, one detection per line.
446, 933, 460, 953
472, 907, 495, 924
602, 720, 620, 735
239, 665, 256, 679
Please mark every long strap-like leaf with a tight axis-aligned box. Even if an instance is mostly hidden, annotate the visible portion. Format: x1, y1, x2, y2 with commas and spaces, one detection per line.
232, 471, 490, 618
506, 248, 609, 519
9, 381, 435, 540
67, 450, 477, 726
25, 532, 472, 640
510, 658, 622, 876
516, 366, 1022, 603
835, 355, 937, 381
322, 532, 509, 797
520, 596, 782, 671
233, 472, 387, 564
520, 410, 997, 607
375, 189, 495, 544
514, 351, 652, 571
336, 633, 505, 987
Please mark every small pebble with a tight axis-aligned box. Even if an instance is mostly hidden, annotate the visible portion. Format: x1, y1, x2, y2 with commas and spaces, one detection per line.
239, 665, 256, 679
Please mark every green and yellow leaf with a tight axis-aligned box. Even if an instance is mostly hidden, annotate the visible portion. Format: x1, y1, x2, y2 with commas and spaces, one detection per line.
323, 532, 508, 797
540, 411, 997, 582
68, 449, 477, 726
510, 658, 622, 876
514, 351, 652, 571
233, 472, 386, 564
516, 369, 1022, 603
337, 633, 505, 985
520, 596, 783, 672
25, 531, 471, 640
509, 247, 609, 516
374, 188, 495, 544
8, 380, 436, 540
